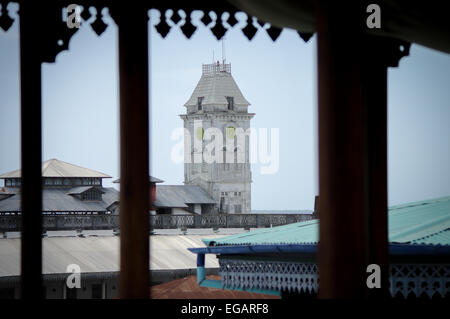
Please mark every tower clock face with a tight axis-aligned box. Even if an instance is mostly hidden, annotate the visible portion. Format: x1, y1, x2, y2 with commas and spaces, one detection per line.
226, 126, 235, 139
196, 127, 204, 140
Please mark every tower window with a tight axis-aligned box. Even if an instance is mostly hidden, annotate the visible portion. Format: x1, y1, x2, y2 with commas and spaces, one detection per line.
197, 97, 204, 111
226, 96, 234, 110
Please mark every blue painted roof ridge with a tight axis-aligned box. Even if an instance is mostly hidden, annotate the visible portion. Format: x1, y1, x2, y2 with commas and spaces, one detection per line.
189, 243, 450, 256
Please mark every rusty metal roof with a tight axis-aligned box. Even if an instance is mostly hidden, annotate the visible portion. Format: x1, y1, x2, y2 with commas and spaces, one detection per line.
151, 275, 279, 299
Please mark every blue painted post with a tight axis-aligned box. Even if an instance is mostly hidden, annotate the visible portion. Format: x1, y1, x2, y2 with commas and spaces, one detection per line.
196, 253, 206, 285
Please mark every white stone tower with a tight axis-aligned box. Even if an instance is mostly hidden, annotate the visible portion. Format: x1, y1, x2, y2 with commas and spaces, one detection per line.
180, 62, 254, 214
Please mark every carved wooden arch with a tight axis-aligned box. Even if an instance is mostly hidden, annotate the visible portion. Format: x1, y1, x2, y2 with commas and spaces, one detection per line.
0, 0, 317, 65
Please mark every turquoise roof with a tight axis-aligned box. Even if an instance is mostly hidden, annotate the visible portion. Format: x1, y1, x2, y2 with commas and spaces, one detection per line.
204, 196, 450, 247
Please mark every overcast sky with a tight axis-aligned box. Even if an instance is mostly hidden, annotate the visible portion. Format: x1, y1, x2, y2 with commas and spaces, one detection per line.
0, 6, 449, 210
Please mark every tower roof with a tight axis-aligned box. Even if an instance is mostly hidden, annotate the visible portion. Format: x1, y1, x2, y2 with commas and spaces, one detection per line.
0, 159, 111, 178
184, 62, 250, 107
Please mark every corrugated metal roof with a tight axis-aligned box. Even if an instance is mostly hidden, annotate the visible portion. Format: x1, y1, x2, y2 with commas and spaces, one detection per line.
0, 187, 118, 212
154, 185, 216, 208
204, 196, 450, 247
0, 159, 111, 178
204, 219, 319, 246
184, 68, 250, 107
0, 235, 221, 277
388, 196, 450, 243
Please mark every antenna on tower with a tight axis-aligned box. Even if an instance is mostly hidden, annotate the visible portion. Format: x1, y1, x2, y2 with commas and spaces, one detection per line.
222, 37, 226, 64
212, 50, 215, 63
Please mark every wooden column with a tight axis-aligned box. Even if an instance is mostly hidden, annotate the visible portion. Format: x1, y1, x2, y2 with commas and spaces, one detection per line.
316, 2, 390, 298
364, 42, 389, 298
114, 4, 150, 298
19, 2, 43, 299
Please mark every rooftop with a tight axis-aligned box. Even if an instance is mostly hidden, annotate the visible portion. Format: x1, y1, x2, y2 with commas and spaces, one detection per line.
151, 275, 279, 299
0, 234, 223, 277
184, 62, 250, 107
154, 185, 216, 208
0, 187, 118, 212
0, 159, 111, 179
202, 195, 450, 247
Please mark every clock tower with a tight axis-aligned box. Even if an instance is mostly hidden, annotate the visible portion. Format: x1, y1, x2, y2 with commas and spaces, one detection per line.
180, 62, 254, 214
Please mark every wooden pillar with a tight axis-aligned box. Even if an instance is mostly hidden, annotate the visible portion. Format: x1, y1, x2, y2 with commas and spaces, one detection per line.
113, 4, 150, 298
19, 2, 43, 299
364, 41, 389, 298
316, 2, 390, 298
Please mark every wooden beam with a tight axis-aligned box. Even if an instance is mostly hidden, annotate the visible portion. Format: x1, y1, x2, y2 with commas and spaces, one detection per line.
114, 4, 150, 298
19, 2, 43, 299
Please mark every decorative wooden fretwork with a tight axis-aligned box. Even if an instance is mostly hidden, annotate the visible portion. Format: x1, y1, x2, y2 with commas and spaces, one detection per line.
0, 1, 315, 64
218, 258, 450, 298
